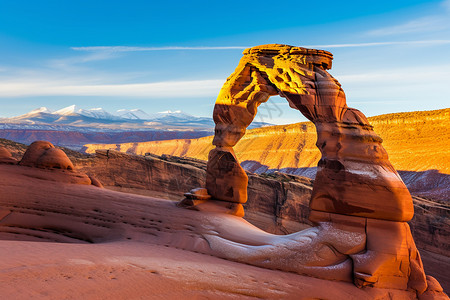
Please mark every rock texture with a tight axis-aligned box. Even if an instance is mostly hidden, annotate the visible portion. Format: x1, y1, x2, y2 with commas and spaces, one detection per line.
185, 44, 435, 294
17, 141, 98, 186
0, 147, 17, 164
0, 129, 212, 151
76, 150, 313, 233
19, 141, 74, 170
72, 149, 449, 291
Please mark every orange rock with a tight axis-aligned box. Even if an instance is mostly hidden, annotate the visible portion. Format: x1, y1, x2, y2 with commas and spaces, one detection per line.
19, 141, 54, 167
36, 148, 74, 170
208, 43, 413, 222
19, 141, 74, 170
194, 44, 431, 293
16, 141, 100, 186
0, 147, 17, 164
206, 148, 248, 203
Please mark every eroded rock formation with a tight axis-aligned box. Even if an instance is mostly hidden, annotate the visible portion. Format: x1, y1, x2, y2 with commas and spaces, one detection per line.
19, 141, 74, 170
18, 141, 97, 186
0, 147, 17, 164
181, 44, 438, 295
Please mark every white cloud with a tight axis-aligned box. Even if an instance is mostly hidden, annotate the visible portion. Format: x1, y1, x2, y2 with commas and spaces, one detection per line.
366, 1, 450, 37
367, 16, 449, 36
0, 78, 224, 98
71, 40, 450, 55
335, 65, 450, 104
443, 0, 450, 11
305, 40, 450, 48
71, 46, 249, 52
337, 66, 450, 83
49, 51, 120, 69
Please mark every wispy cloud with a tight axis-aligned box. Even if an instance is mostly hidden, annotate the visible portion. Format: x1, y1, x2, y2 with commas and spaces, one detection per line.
49, 51, 120, 69
367, 17, 449, 36
336, 64, 450, 103
0, 78, 224, 98
71, 46, 249, 52
337, 66, 450, 83
366, 0, 450, 37
305, 40, 450, 48
72, 40, 450, 54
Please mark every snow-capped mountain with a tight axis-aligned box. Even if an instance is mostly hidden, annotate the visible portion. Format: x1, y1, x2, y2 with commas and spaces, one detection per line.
52, 104, 78, 116
0, 105, 272, 131
29, 107, 52, 114
115, 109, 152, 120
0, 105, 273, 150
52, 105, 121, 120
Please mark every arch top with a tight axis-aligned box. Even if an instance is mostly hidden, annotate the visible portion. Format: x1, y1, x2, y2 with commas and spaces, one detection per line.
243, 44, 333, 70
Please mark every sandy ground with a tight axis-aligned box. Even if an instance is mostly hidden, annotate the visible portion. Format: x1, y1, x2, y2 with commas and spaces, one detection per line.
0, 240, 422, 300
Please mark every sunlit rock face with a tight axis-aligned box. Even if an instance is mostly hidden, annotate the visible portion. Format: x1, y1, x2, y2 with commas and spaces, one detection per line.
19, 141, 74, 170
210, 44, 413, 221
186, 44, 436, 294
18, 141, 94, 185
0, 147, 17, 164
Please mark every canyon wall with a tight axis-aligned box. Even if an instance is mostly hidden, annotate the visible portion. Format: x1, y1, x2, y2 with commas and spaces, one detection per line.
75, 150, 448, 255
0, 129, 211, 150
83, 108, 450, 175
75, 150, 314, 234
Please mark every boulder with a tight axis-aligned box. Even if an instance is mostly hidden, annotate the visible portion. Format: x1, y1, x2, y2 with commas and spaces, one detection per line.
19, 141, 74, 170
0, 147, 17, 164
18, 141, 97, 186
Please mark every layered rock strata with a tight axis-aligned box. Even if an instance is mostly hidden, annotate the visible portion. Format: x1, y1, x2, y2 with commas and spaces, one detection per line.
185, 44, 432, 293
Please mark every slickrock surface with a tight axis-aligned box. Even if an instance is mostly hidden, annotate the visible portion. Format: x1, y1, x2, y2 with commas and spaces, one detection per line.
75, 150, 313, 234
75, 150, 446, 253
0, 162, 446, 299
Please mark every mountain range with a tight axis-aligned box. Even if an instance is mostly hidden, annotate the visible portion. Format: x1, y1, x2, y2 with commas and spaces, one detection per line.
0, 105, 270, 131
0, 105, 271, 149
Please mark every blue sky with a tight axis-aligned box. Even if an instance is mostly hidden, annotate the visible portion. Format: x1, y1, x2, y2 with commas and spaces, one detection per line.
0, 0, 449, 124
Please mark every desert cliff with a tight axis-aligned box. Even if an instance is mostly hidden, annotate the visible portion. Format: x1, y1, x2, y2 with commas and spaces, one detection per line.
84, 108, 449, 176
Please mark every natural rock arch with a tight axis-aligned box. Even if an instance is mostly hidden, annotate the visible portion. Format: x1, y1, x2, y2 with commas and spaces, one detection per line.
181, 44, 429, 293
206, 44, 413, 221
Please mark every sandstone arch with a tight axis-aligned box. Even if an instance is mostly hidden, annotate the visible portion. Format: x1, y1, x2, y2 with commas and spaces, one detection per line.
182, 44, 430, 293
207, 44, 413, 221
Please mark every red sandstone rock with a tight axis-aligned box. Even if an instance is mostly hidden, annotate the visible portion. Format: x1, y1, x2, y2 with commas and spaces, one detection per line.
0, 147, 17, 164
18, 141, 97, 186
36, 148, 74, 170
19, 141, 75, 170
208, 44, 413, 222
206, 148, 248, 203
191, 44, 433, 293
19, 141, 54, 167
0, 163, 434, 299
